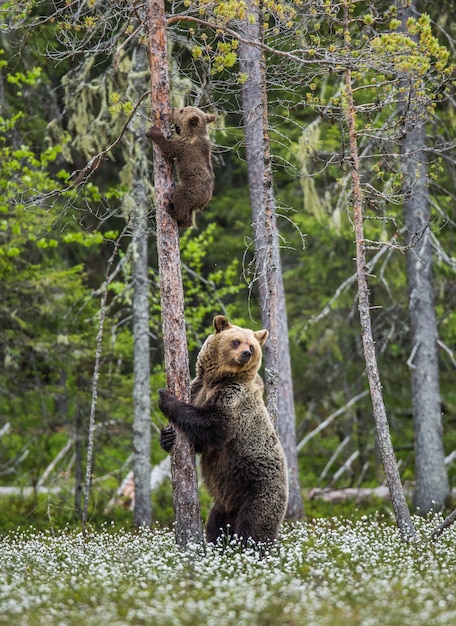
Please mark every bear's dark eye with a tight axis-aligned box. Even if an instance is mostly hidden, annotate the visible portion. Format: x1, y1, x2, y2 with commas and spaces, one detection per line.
250, 345, 254, 353
232, 340, 241, 347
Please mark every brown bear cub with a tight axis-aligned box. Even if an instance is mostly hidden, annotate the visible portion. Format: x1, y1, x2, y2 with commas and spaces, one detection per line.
146, 106, 215, 228
158, 315, 289, 547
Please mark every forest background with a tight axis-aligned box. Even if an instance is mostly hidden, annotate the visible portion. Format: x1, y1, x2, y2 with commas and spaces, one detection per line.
0, 0, 456, 532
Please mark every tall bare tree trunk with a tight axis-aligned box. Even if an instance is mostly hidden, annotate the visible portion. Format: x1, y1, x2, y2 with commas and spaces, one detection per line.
131, 45, 152, 527
74, 404, 83, 517
343, 1, 415, 540
400, 2, 449, 514
82, 234, 124, 534
238, 0, 303, 520
147, 0, 203, 546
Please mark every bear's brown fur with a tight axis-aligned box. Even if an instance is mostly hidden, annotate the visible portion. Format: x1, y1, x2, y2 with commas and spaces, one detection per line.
158, 315, 289, 547
146, 106, 215, 228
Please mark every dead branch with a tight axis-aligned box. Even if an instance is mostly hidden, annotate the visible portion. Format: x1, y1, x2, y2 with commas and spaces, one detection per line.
319, 435, 350, 483
36, 438, 74, 489
330, 450, 360, 486
166, 14, 334, 68
297, 390, 369, 451
431, 508, 456, 540
309, 485, 392, 503
27, 91, 150, 207
304, 239, 397, 330
69, 91, 150, 184
104, 457, 172, 513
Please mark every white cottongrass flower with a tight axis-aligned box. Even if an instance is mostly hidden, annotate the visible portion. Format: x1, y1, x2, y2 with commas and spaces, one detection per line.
1, 515, 456, 625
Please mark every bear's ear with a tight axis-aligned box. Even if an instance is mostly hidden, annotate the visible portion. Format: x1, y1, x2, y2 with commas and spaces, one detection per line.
205, 114, 216, 123
254, 329, 269, 346
188, 114, 201, 127
213, 315, 231, 333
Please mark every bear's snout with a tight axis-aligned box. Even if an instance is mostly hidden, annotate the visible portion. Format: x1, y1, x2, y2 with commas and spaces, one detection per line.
240, 350, 252, 363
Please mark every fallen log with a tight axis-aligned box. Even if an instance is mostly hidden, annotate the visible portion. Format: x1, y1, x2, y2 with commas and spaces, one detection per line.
308, 485, 456, 504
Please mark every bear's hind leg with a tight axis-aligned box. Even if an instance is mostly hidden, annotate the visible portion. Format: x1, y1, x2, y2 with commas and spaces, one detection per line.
170, 186, 194, 227
233, 497, 282, 546
205, 503, 232, 545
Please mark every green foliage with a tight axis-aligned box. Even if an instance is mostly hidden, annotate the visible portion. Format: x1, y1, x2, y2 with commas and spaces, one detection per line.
0, 67, 135, 490
181, 223, 244, 349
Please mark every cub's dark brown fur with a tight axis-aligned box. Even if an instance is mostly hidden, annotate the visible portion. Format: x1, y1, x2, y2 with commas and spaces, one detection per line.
146, 106, 215, 228
158, 315, 288, 546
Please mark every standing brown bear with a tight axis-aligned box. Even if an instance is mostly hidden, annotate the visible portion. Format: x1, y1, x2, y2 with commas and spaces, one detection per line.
146, 106, 215, 228
158, 315, 289, 547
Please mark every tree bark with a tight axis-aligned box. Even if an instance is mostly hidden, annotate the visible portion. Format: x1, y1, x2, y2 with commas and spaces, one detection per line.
400, 2, 449, 514
131, 45, 152, 527
82, 233, 124, 534
74, 405, 83, 517
238, 0, 303, 520
343, 1, 415, 539
147, 0, 203, 546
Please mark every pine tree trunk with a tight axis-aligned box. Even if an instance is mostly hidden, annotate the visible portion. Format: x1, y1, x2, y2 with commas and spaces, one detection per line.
403, 123, 449, 513
238, 0, 303, 520
132, 199, 152, 526
400, 3, 449, 514
342, 5, 415, 538
147, 0, 203, 546
131, 45, 152, 526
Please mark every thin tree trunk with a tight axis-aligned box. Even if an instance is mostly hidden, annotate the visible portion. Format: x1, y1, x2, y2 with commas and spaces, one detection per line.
74, 405, 83, 517
147, 0, 203, 546
343, 1, 415, 540
238, 0, 303, 520
400, 2, 449, 514
82, 233, 124, 534
131, 44, 152, 527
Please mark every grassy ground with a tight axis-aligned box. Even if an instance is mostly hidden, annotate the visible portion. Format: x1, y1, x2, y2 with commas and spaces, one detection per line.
1, 514, 455, 626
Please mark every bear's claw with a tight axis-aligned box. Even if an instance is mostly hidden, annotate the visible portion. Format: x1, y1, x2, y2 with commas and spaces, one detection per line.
160, 424, 176, 452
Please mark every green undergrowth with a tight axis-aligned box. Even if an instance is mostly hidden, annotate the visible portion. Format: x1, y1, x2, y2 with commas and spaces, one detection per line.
0, 483, 405, 534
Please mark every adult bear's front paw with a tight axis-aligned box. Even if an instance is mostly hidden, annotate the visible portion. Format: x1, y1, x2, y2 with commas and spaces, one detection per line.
158, 388, 178, 419
146, 126, 163, 140
160, 424, 176, 452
